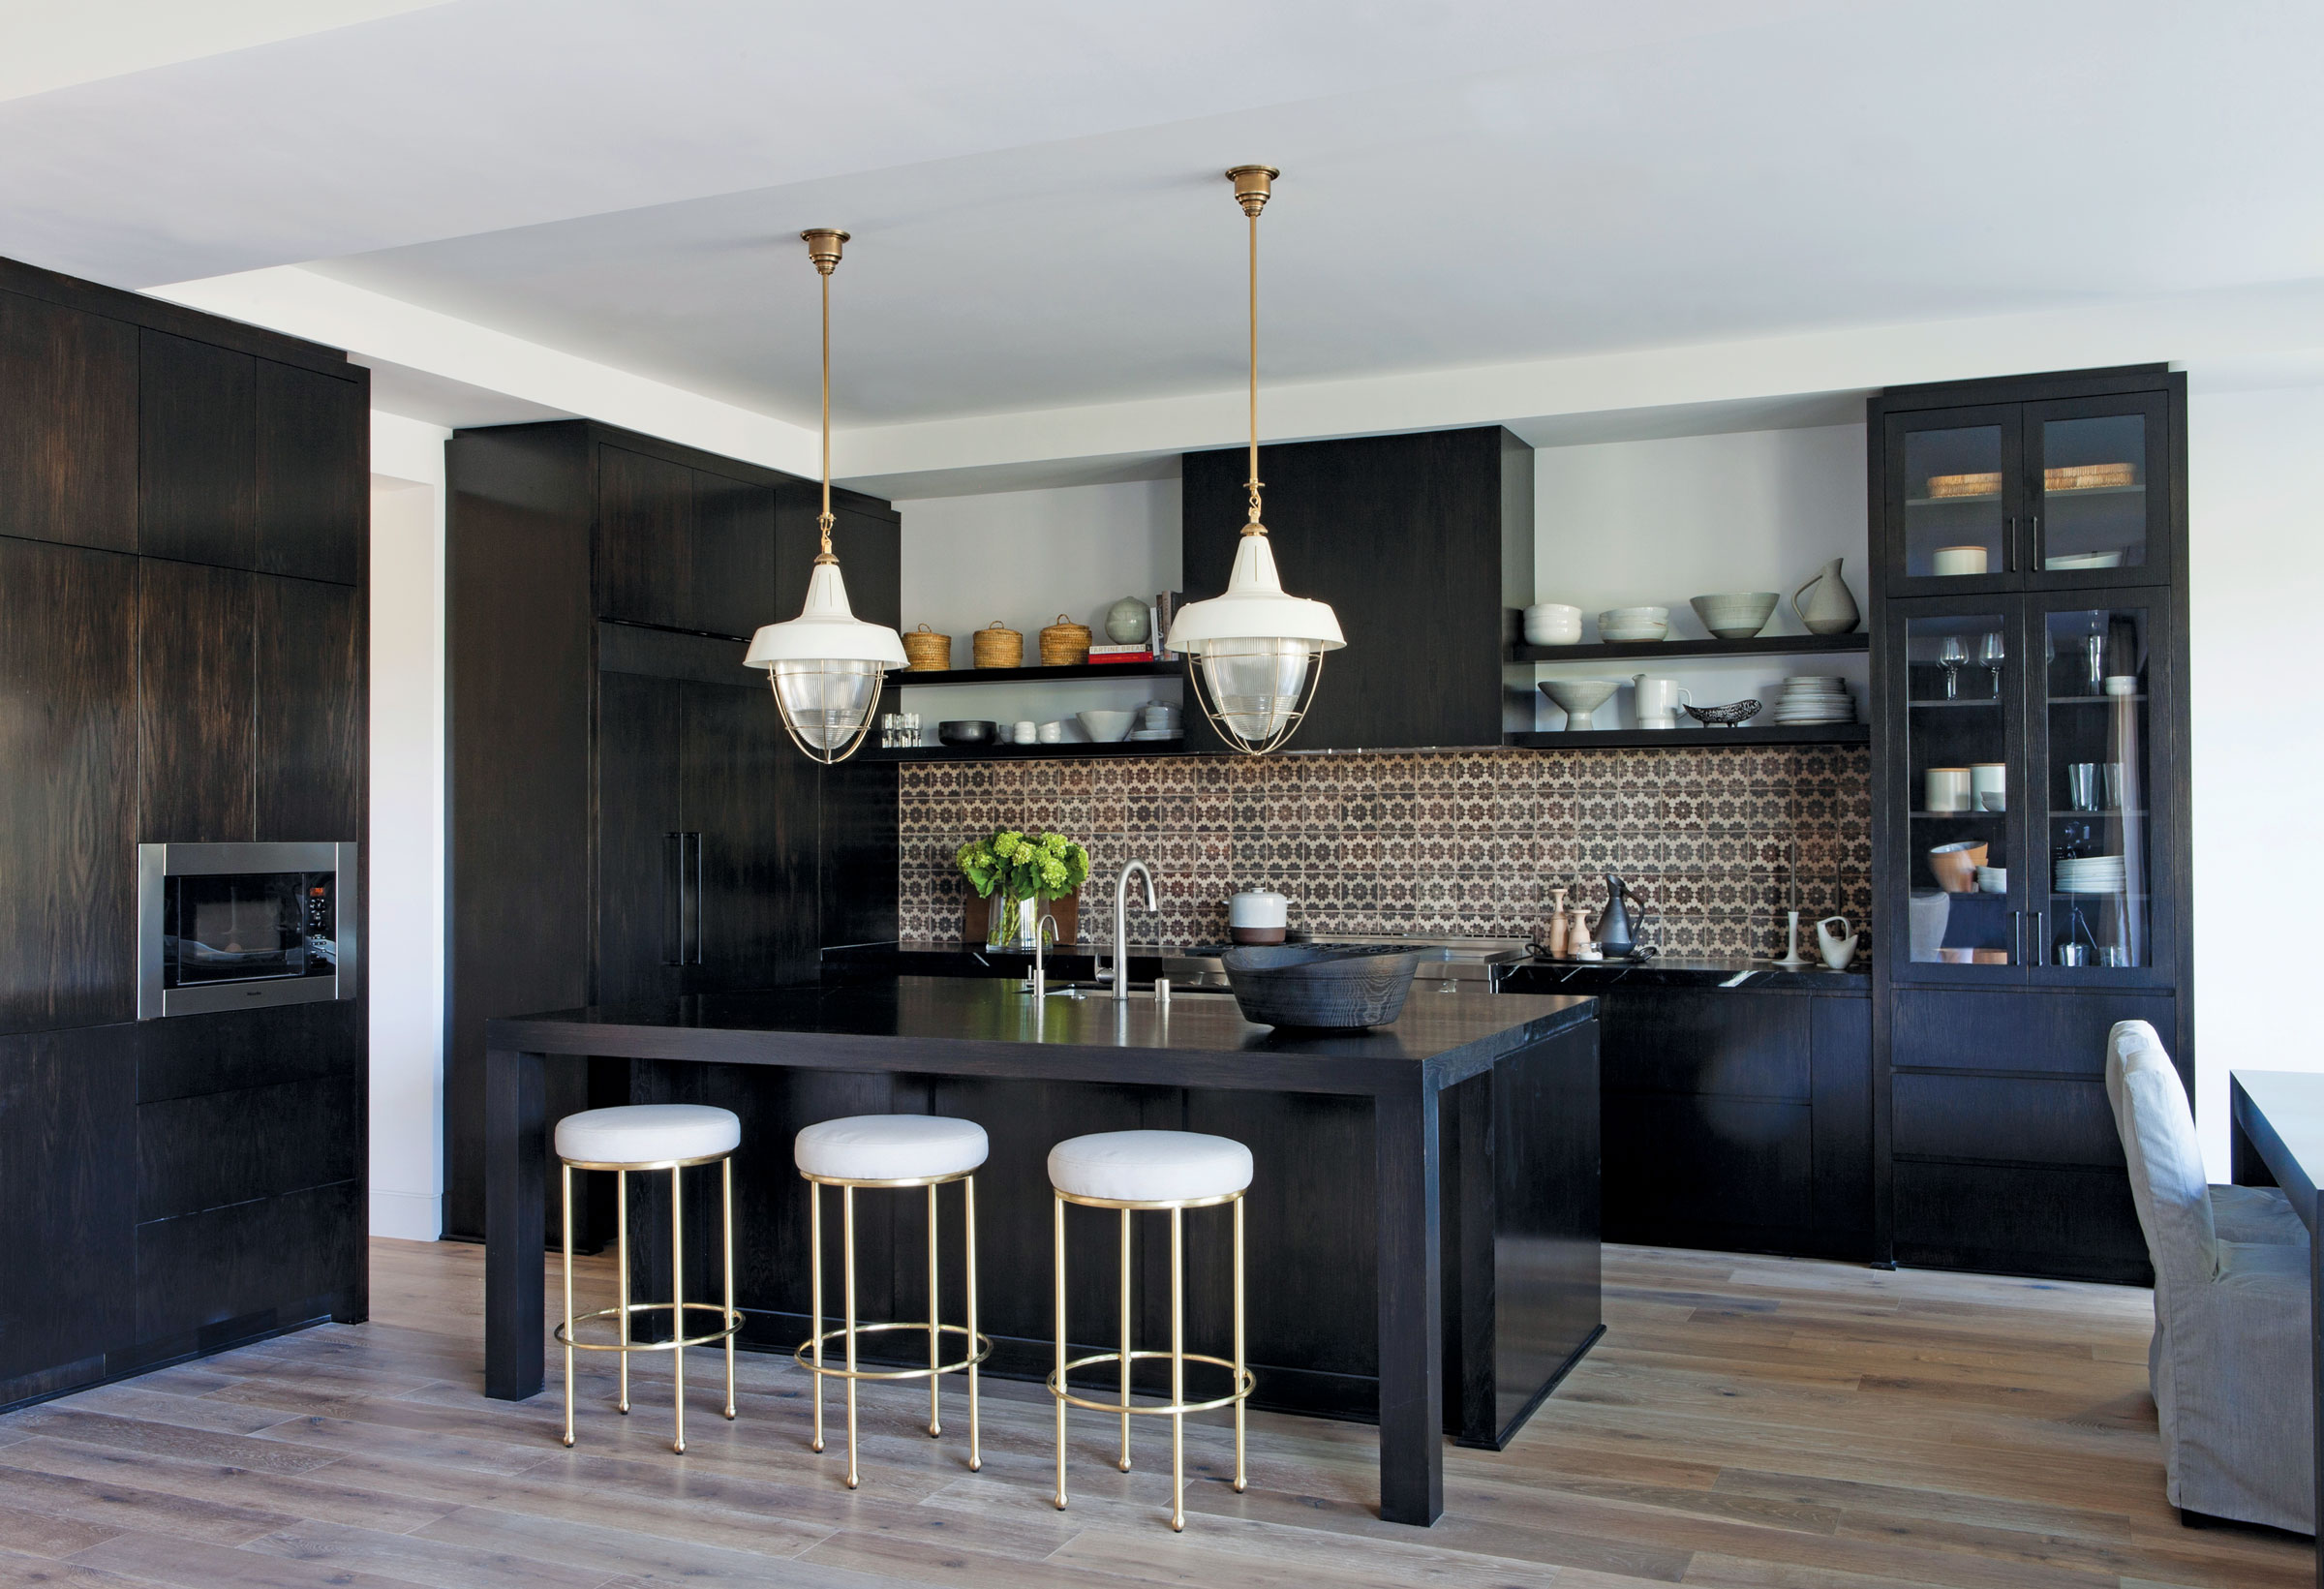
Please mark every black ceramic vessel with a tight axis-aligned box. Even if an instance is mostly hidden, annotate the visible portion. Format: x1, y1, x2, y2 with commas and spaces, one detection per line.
1219, 943, 1425, 1029
936, 719, 997, 747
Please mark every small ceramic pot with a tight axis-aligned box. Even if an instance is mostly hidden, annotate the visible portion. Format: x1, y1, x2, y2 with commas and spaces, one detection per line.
1228, 887, 1289, 945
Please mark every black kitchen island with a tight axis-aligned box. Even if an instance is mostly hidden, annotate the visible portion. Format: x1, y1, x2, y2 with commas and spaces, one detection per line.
485, 976, 1600, 1526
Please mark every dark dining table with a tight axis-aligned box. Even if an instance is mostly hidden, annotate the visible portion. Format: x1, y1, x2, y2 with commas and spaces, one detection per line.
2228, 1069, 2324, 1586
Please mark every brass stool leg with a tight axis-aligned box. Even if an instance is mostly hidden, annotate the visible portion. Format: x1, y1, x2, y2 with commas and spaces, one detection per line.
842, 1184, 859, 1489
616, 1171, 630, 1414
964, 1174, 982, 1472
721, 1155, 737, 1420
1233, 1193, 1247, 1492
560, 1162, 576, 1448
1170, 1205, 1185, 1533
670, 1164, 686, 1454
1117, 1207, 1133, 1471
1053, 1192, 1067, 1511
809, 1181, 824, 1453
927, 1182, 941, 1438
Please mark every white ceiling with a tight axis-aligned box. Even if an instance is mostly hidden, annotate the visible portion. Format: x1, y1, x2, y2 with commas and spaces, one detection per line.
6, 0, 2323, 437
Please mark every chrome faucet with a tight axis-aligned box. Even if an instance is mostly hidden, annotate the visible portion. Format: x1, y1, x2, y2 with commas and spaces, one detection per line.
1108, 860, 1158, 1002
1029, 911, 1058, 998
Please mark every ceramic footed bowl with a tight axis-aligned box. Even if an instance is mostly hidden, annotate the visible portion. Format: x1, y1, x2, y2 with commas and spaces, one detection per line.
1683, 699, 1762, 728
1541, 679, 1621, 727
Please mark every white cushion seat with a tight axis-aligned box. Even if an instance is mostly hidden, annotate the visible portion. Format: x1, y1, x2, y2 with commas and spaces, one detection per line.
555, 1104, 740, 1166
1048, 1130, 1252, 1204
794, 1115, 988, 1182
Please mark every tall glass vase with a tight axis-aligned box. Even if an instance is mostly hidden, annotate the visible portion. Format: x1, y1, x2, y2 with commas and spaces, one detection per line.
986, 894, 1035, 949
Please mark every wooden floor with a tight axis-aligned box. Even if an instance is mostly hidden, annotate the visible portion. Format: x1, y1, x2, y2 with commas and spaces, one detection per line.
0, 1240, 2305, 1589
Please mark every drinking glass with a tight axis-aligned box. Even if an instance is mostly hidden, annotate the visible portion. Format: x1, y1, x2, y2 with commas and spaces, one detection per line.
1979, 631, 2005, 698
1939, 635, 1968, 700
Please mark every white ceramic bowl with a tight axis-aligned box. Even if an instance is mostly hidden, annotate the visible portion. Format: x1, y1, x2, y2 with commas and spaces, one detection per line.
1689, 592, 1779, 640
1076, 709, 1134, 744
1599, 606, 1669, 642
1523, 602, 1583, 646
1975, 866, 2008, 894
1541, 678, 1621, 728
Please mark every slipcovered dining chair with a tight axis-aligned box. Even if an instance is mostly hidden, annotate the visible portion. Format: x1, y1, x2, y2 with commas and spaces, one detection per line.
2104, 1022, 2309, 1248
2104, 1019, 2313, 1534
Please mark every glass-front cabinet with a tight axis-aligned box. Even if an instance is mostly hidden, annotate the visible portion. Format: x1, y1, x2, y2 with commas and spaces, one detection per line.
1881, 591, 2175, 988
1881, 388, 2173, 596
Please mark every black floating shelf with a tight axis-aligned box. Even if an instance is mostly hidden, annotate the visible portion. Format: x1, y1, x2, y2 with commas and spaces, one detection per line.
1505, 724, 1869, 750
890, 660, 1182, 687
858, 738, 1189, 763
1507, 632, 1869, 664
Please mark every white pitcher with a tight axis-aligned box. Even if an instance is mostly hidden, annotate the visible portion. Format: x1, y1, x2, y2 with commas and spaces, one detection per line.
1815, 914, 1860, 970
1633, 675, 1693, 724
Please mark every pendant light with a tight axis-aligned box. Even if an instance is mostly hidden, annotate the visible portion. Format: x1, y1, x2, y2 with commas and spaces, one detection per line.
1163, 165, 1343, 754
745, 228, 906, 762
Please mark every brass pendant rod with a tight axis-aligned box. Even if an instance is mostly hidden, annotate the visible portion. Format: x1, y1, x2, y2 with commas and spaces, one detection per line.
819, 264, 834, 557
1246, 206, 1261, 530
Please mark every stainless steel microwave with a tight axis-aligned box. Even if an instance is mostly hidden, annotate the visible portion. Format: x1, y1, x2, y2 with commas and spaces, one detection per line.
138, 842, 357, 1019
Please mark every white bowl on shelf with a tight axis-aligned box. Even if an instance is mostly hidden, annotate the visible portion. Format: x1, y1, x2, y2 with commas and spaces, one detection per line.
1598, 605, 1669, 642
1541, 678, 1621, 729
1523, 602, 1583, 645
1688, 593, 1779, 639
1076, 709, 1134, 744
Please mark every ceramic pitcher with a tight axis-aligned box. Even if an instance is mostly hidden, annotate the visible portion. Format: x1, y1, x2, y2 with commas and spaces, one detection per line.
1792, 557, 1861, 635
1815, 914, 1860, 970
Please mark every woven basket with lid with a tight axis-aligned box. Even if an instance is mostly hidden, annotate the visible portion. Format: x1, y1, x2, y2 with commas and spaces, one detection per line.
971, 620, 1023, 669
902, 624, 951, 671
1039, 614, 1092, 666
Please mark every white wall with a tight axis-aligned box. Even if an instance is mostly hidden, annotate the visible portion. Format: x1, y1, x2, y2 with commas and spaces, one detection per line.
1525, 424, 1872, 729
2187, 384, 2324, 1177
893, 477, 1183, 732
368, 411, 449, 1240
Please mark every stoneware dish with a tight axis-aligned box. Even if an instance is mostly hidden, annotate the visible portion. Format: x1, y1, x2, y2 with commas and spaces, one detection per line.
1928, 840, 1988, 893
1522, 602, 1583, 645
1076, 709, 1135, 743
1683, 700, 1762, 728
1219, 943, 1424, 1029
1599, 605, 1670, 642
1688, 592, 1779, 639
936, 719, 997, 747
1541, 678, 1621, 729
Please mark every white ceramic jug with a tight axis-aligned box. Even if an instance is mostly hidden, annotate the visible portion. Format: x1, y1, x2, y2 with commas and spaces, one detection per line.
1793, 557, 1862, 636
1815, 914, 1860, 970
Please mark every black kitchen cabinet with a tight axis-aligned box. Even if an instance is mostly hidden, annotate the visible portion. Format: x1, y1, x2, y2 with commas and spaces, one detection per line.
1589, 987, 1872, 1259
447, 419, 900, 1240
1869, 365, 2190, 1283
1180, 426, 1533, 752
596, 443, 785, 640
0, 254, 368, 1410
0, 537, 138, 1036
0, 289, 138, 553
1876, 366, 2179, 596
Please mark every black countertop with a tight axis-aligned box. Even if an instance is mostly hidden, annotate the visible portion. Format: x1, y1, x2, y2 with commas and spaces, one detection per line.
822, 939, 1869, 993
489, 975, 1598, 1096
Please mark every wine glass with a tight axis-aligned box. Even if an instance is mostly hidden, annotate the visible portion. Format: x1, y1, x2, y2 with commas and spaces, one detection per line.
1938, 635, 1968, 700
1979, 631, 2005, 698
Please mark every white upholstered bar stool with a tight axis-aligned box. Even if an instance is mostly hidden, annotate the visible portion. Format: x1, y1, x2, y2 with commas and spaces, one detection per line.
553, 1104, 743, 1453
794, 1115, 993, 1489
1047, 1129, 1256, 1532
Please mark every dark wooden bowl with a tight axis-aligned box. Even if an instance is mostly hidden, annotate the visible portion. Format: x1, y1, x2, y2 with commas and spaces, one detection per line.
1219, 944, 1425, 1029
936, 719, 997, 746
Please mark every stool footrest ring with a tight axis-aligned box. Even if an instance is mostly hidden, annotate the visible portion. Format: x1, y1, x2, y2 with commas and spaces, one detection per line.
1048, 1349, 1255, 1418
794, 1320, 993, 1383
556, 1299, 740, 1353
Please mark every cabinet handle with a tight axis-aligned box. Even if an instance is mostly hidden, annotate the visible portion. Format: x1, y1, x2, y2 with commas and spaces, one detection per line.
2027, 512, 2039, 571
2008, 908, 2024, 965
662, 833, 685, 965
689, 833, 705, 965
2004, 517, 2016, 573
2030, 909, 2045, 969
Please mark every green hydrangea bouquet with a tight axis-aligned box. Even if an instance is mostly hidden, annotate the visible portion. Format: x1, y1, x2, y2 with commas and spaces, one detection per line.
957, 829, 1090, 947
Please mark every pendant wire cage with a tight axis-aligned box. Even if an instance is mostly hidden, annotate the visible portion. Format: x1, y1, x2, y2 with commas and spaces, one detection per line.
1181, 642, 1329, 757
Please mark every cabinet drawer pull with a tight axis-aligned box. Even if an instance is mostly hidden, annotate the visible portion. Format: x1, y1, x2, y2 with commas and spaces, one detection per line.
662, 833, 686, 965
2004, 517, 2016, 573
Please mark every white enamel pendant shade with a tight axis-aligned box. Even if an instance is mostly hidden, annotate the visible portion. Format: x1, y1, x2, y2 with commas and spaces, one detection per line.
746, 558, 905, 755
1165, 531, 1343, 748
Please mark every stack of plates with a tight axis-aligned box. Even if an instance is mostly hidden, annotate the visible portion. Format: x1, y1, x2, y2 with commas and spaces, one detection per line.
1771, 676, 1855, 724
2055, 855, 2126, 894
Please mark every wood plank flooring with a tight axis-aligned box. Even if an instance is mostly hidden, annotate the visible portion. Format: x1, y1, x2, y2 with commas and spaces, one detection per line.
0, 1239, 2304, 1588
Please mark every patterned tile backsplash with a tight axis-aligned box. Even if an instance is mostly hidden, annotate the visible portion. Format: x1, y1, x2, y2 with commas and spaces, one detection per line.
899, 745, 1870, 960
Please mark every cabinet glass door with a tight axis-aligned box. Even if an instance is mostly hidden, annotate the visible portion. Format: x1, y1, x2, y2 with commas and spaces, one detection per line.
1886, 602, 2027, 981
2026, 598, 2170, 984
2026, 394, 2170, 587
1884, 406, 2024, 591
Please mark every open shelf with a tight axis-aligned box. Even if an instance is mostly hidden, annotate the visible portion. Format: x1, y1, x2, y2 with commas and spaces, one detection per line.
859, 737, 1186, 763
1508, 632, 1868, 665
1506, 723, 1869, 750
891, 660, 1181, 688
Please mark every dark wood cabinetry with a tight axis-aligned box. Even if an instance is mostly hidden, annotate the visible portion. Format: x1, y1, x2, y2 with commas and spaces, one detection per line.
1869, 365, 2190, 1282
446, 420, 901, 1239
1181, 426, 1533, 752
0, 254, 368, 1410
